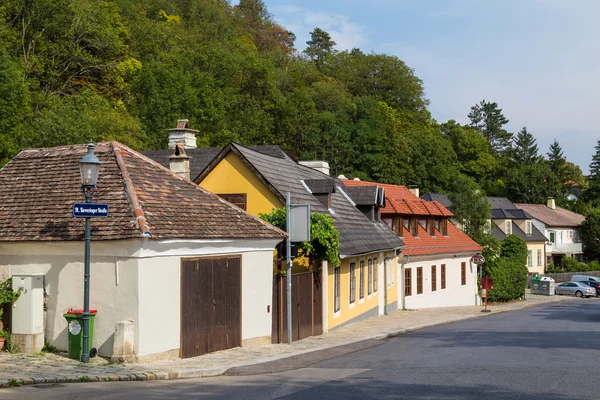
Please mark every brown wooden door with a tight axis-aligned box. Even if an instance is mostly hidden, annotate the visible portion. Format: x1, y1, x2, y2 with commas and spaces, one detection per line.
181, 257, 241, 358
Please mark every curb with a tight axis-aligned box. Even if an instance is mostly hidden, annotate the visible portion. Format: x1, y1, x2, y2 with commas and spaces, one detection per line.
0, 297, 566, 388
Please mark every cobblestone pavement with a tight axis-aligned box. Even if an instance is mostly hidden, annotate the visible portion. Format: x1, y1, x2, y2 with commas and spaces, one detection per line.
0, 294, 575, 388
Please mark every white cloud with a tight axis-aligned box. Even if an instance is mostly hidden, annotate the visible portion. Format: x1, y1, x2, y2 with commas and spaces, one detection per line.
270, 5, 368, 51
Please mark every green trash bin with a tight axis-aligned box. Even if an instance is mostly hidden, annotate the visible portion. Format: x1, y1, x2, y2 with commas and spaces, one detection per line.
63, 309, 97, 360
531, 275, 541, 295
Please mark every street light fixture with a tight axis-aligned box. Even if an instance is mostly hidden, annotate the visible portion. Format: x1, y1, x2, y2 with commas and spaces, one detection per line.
79, 142, 100, 363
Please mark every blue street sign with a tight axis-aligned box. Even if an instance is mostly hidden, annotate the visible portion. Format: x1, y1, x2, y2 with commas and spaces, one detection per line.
73, 203, 109, 218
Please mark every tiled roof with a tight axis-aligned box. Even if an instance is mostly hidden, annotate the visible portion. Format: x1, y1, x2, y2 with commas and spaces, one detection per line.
142, 145, 288, 182
401, 223, 482, 256
0, 142, 286, 242
420, 193, 453, 210
344, 181, 453, 217
514, 203, 585, 228
343, 180, 481, 256
491, 222, 547, 243
196, 143, 404, 257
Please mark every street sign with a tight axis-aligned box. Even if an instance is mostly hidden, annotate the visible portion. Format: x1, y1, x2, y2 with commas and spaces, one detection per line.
471, 254, 485, 265
73, 203, 109, 218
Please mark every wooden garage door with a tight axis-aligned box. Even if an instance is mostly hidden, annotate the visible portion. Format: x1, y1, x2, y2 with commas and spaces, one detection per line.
180, 256, 242, 358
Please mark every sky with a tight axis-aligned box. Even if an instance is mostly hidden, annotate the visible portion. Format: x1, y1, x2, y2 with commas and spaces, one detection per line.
256, 0, 599, 173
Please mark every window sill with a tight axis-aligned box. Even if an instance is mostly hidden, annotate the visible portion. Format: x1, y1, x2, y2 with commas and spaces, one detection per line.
349, 301, 356, 309
333, 310, 341, 319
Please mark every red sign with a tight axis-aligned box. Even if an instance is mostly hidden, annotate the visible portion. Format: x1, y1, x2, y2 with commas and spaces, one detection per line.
480, 277, 494, 290
471, 254, 485, 265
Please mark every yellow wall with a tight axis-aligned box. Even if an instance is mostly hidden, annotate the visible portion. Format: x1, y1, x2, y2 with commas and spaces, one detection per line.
527, 242, 546, 275
386, 252, 398, 306
199, 152, 283, 216
328, 252, 397, 330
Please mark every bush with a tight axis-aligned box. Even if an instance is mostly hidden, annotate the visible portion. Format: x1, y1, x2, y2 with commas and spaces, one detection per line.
484, 234, 528, 302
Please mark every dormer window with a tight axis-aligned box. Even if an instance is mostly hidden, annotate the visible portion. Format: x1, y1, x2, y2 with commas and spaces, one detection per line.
505, 220, 512, 234
440, 219, 448, 236
434, 219, 440, 231
427, 218, 436, 236
526, 221, 532, 235
410, 218, 419, 236
392, 217, 404, 237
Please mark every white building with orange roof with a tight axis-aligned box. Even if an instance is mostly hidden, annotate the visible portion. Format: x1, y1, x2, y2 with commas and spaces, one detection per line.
342, 179, 482, 309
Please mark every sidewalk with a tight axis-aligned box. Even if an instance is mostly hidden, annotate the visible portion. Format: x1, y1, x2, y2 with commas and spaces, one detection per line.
0, 294, 572, 388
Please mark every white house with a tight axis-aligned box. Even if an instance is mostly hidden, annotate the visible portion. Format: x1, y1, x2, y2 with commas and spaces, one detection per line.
0, 141, 285, 361
515, 199, 585, 266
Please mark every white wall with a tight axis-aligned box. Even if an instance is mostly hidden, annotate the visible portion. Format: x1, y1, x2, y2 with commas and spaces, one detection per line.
0, 241, 140, 358
399, 254, 478, 309
241, 251, 274, 341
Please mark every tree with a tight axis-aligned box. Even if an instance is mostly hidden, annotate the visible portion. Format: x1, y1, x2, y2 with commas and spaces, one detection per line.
485, 235, 528, 302
547, 139, 566, 176
446, 174, 491, 245
586, 139, 600, 200
304, 27, 336, 69
468, 100, 512, 155
581, 209, 600, 262
512, 127, 539, 164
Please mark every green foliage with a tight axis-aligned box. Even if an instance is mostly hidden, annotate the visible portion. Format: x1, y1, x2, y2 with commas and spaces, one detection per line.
468, 100, 512, 155
512, 127, 540, 164
258, 208, 341, 266
485, 235, 528, 302
447, 175, 491, 244
0, 278, 21, 321
581, 209, 600, 262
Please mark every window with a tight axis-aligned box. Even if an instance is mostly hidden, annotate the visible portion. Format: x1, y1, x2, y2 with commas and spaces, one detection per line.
537, 249, 542, 266
549, 231, 555, 244
505, 220, 512, 234
431, 265, 437, 292
428, 219, 436, 236
217, 193, 247, 211
484, 220, 492, 234
440, 219, 448, 236
386, 258, 394, 287
410, 218, 419, 236
368, 258, 373, 295
403, 219, 409, 231
392, 217, 403, 237
574, 231, 580, 243
359, 260, 365, 299
526, 221, 532, 235
349, 262, 356, 304
528, 250, 532, 268
373, 260, 378, 293
434, 219, 440, 231
461, 262, 466, 286
441, 264, 446, 289
334, 266, 341, 312
417, 267, 423, 294
404, 268, 412, 297
419, 218, 427, 230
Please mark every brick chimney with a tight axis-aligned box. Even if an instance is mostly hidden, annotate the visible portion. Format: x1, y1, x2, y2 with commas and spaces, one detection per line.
408, 184, 419, 198
169, 144, 191, 180
299, 161, 330, 176
168, 119, 198, 149
547, 197, 556, 210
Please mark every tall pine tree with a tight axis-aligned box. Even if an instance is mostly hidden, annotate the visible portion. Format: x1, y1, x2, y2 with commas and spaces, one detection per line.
468, 100, 512, 155
512, 127, 539, 164
586, 139, 600, 200
547, 139, 567, 181
305, 28, 336, 69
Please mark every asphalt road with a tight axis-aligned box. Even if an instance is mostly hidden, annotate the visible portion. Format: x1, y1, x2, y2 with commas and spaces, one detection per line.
5, 299, 600, 400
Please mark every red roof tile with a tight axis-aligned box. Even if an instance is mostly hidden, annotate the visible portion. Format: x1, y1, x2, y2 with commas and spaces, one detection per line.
0, 142, 286, 242
342, 179, 481, 256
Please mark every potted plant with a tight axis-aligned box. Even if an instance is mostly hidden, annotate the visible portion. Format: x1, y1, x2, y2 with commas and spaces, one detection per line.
0, 278, 22, 350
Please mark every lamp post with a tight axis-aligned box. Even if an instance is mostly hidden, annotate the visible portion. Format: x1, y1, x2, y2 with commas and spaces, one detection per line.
79, 142, 100, 363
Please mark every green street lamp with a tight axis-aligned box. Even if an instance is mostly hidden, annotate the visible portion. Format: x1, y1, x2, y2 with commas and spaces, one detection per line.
79, 142, 100, 363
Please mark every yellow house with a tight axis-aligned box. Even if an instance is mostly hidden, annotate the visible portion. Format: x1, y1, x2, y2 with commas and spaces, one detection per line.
194, 143, 403, 331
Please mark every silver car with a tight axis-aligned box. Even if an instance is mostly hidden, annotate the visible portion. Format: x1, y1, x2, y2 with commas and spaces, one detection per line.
555, 281, 595, 298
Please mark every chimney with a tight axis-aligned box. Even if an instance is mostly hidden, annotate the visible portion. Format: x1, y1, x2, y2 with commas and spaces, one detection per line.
168, 119, 198, 150
547, 197, 556, 210
169, 144, 191, 180
408, 184, 419, 198
299, 161, 330, 176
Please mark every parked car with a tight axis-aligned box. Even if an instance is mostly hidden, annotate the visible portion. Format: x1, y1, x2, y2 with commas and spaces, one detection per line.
580, 281, 600, 296
572, 275, 600, 284
555, 282, 596, 298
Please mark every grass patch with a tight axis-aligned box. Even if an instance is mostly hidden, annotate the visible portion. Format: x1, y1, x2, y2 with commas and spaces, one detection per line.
78, 376, 90, 382
8, 378, 21, 387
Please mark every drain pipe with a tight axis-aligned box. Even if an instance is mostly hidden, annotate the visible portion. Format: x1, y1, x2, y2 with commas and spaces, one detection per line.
384, 255, 395, 315
400, 254, 410, 310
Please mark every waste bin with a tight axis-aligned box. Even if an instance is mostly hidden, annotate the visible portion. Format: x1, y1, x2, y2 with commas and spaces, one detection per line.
540, 277, 555, 296
63, 309, 97, 360
531, 275, 542, 295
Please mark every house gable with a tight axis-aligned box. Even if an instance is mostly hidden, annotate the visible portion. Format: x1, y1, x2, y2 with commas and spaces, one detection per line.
199, 151, 283, 215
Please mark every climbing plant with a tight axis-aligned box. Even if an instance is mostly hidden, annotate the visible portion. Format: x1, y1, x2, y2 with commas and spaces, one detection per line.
259, 208, 340, 266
